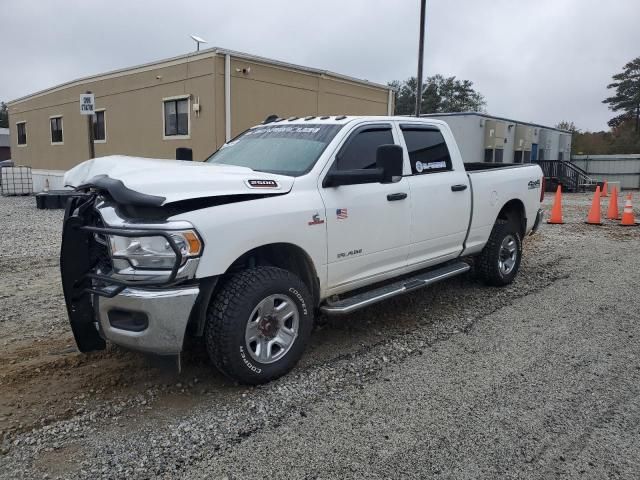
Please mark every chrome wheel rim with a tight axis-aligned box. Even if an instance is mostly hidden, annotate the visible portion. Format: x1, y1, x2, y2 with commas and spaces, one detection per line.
245, 294, 299, 364
498, 234, 518, 275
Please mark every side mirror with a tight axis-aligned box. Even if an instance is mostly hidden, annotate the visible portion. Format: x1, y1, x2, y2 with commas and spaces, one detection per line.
376, 144, 403, 183
323, 168, 384, 188
176, 147, 193, 161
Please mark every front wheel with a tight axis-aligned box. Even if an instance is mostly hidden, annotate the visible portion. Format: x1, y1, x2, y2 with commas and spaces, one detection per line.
205, 267, 313, 385
476, 219, 522, 286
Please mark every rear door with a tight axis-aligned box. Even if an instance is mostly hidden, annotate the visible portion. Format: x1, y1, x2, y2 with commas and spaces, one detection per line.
398, 124, 471, 268
320, 123, 411, 292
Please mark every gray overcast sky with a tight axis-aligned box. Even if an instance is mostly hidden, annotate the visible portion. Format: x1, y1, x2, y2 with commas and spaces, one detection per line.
2, 0, 639, 131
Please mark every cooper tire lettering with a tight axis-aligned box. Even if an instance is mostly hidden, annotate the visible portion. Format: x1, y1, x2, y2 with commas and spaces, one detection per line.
288, 287, 308, 315
240, 346, 262, 373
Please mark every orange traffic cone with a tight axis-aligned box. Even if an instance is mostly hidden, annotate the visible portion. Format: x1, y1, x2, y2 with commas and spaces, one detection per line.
547, 185, 564, 224
601, 180, 608, 197
586, 186, 602, 225
607, 186, 620, 220
620, 194, 638, 226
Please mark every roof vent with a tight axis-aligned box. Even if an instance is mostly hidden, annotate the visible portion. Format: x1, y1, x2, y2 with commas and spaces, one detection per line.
287, 116, 299, 121
335, 115, 347, 120
263, 114, 279, 124
320, 116, 330, 120
304, 116, 316, 121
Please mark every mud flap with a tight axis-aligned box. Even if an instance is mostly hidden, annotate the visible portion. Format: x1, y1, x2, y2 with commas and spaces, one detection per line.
60, 199, 106, 352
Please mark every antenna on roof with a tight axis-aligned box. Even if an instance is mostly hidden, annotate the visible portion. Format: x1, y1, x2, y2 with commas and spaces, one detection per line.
190, 35, 208, 52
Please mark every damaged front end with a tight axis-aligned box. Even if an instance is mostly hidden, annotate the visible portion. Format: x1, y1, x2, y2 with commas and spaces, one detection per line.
60, 189, 204, 355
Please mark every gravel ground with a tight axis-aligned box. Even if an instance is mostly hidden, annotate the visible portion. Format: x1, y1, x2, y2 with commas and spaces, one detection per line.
1, 191, 639, 479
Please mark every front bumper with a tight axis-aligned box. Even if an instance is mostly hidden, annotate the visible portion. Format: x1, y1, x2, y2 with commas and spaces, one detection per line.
61, 194, 204, 354
530, 208, 544, 235
94, 285, 200, 355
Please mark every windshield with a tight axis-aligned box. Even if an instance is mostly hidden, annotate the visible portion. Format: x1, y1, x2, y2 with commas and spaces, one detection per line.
206, 124, 342, 176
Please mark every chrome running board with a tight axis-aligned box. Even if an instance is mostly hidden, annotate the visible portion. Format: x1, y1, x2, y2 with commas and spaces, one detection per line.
320, 261, 470, 316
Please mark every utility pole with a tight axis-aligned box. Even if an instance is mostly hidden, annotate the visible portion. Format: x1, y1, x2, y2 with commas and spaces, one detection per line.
415, 0, 426, 117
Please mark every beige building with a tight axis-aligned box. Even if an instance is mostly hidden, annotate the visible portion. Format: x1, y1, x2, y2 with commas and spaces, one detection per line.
8, 47, 393, 173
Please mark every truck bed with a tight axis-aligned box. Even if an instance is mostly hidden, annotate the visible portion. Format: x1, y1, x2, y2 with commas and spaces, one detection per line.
464, 162, 534, 172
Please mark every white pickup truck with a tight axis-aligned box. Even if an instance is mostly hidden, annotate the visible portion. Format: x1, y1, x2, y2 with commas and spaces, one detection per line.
61, 115, 544, 384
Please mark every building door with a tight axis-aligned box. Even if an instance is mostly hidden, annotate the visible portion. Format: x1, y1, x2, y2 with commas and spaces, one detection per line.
531, 143, 538, 162
320, 123, 411, 292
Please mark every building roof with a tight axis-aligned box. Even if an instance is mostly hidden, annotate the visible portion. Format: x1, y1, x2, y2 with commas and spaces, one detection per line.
421, 112, 572, 134
8, 47, 391, 105
0, 128, 9, 148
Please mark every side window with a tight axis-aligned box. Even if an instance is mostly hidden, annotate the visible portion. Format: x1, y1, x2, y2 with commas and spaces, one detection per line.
93, 110, 106, 142
163, 97, 189, 137
50, 116, 63, 144
401, 127, 452, 174
17, 122, 27, 146
336, 127, 394, 170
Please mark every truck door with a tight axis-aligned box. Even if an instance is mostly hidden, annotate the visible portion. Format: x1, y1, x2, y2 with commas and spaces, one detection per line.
320, 123, 411, 293
398, 124, 471, 267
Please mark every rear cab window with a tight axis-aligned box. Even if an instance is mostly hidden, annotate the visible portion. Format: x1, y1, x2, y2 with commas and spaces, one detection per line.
400, 125, 452, 175
335, 124, 394, 171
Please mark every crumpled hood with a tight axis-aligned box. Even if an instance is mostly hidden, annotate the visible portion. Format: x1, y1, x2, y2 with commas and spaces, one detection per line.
64, 155, 294, 205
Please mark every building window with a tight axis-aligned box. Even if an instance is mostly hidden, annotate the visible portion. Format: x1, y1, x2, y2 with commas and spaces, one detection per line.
17, 122, 27, 146
337, 126, 394, 170
93, 110, 106, 142
400, 127, 452, 174
513, 151, 523, 164
50, 116, 63, 144
163, 97, 189, 138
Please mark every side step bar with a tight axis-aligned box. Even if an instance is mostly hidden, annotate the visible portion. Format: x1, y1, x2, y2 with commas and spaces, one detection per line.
320, 261, 470, 316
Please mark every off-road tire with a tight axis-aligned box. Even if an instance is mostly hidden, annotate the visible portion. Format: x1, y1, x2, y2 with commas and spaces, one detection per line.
476, 219, 522, 286
205, 267, 313, 385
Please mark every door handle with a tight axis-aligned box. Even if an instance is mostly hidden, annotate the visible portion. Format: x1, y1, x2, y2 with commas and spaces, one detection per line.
451, 184, 468, 192
387, 192, 408, 201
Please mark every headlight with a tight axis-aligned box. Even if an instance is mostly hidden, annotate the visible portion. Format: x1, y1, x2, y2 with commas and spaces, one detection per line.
108, 230, 202, 270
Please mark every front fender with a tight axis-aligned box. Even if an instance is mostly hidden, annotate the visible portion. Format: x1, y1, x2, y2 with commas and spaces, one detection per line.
169, 191, 327, 288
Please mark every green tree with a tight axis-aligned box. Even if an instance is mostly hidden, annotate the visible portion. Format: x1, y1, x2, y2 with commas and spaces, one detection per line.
569, 118, 640, 155
603, 57, 640, 134
389, 75, 486, 115
555, 120, 579, 133
0, 102, 8, 128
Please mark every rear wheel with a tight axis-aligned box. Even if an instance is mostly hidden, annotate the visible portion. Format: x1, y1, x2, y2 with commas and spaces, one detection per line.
476, 219, 522, 286
205, 267, 313, 385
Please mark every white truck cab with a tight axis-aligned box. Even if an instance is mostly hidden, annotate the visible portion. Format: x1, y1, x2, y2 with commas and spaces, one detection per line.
61, 115, 544, 384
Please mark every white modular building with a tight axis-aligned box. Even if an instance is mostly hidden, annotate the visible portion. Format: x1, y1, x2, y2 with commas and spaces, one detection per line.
422, 113, 572, 164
